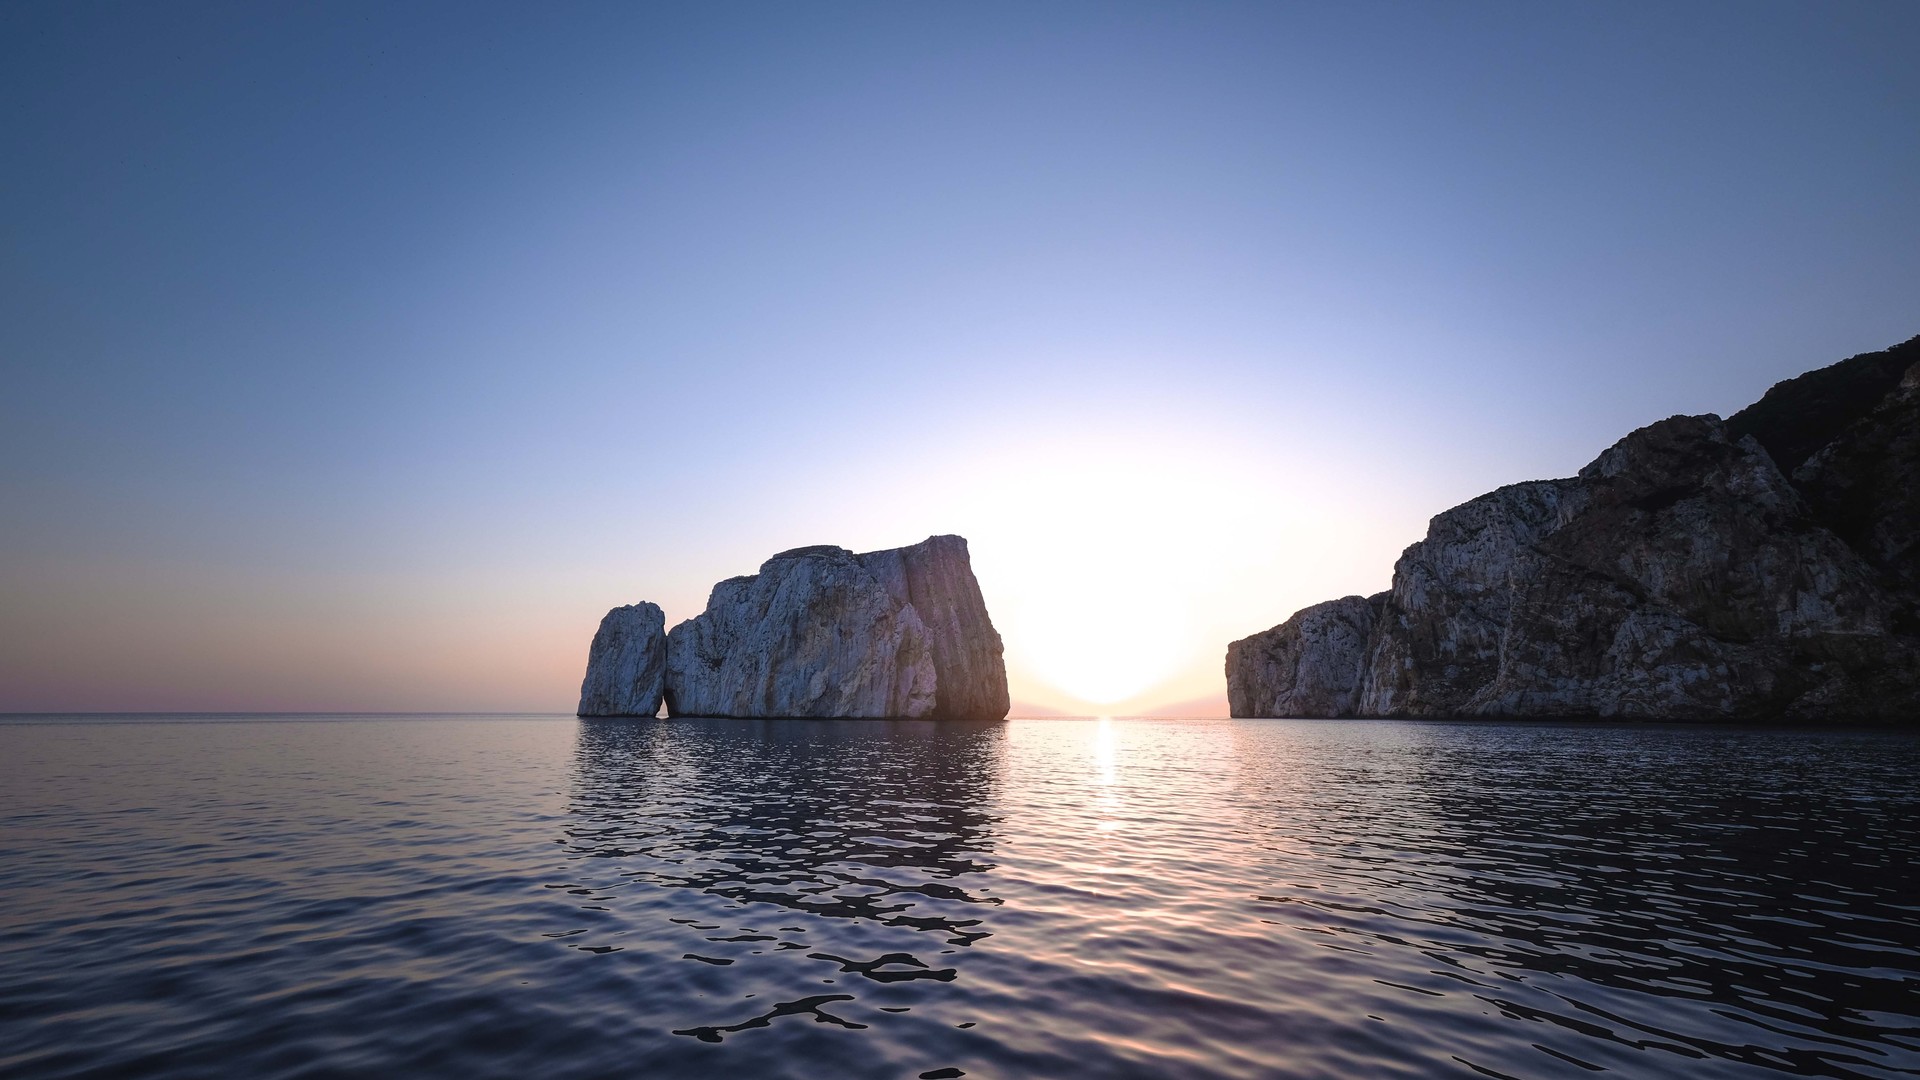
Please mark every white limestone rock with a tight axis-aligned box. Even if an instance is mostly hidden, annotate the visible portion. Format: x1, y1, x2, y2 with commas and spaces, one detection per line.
856, 535, 1010, 720
663, 536, 1008, 719
577, 602, 667, 717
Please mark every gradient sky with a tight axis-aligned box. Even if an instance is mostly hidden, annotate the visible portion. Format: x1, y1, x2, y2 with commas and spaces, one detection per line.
3, 1, 1917, 715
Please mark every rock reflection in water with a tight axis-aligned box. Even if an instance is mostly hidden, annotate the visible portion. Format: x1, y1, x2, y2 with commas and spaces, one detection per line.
6, 716, 1916, 1080
553, 718, 1003, 1056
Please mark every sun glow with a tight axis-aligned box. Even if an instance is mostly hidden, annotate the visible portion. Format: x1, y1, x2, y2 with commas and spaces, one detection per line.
808, 410, 1413, 716
1014, 590, 1194, 704
934, 431, 1312, 712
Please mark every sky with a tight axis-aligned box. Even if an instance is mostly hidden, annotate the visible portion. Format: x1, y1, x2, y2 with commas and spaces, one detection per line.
2, 1, 1917, 715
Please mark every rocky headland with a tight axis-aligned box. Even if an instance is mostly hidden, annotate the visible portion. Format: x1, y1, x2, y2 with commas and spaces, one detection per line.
1228, 336, 1920, 721
578, 534, 1009, 720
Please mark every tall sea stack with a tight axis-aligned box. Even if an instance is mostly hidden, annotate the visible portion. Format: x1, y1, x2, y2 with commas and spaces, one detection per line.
578, 535, 1009, 720
576, 603, 668, 717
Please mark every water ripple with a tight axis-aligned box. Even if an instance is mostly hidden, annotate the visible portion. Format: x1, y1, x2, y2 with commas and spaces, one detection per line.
0, 716, 1917, 1078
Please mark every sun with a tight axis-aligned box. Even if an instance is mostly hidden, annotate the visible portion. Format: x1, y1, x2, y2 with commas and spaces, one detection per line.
946, 436, 1234, 708
854, 416, 1366, 714
1010, 585, 1195, 704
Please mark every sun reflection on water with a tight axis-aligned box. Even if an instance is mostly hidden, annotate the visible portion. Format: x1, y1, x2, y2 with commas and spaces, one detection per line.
1093, 716, 1121, 830
6, 718, 1918, 1080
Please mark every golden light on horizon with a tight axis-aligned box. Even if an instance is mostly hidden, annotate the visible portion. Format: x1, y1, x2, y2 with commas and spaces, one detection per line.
802, 411, 1416, 717
929, 430, 1317, 714
1014, 588, 1193, 704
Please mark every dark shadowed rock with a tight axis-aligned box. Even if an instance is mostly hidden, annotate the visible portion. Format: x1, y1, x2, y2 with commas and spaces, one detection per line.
577, 602, 667, 717
1368, 416, 1895, 719
1726, 335, 1919, 474
1230, 336, 1920, 722
1226, 594, 1382, 718
1793, 361, 1920, 623
663, 536, 1008, 720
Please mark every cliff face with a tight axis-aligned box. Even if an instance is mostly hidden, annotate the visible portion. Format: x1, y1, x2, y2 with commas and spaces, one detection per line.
664, 546, 937, 719
1228, 336, 1920, 721
1226, 593, 1381, 719
659, 535, 1009, 720
577, 603, 668, 717
854, 535, 1011, 721
1790, 363, 1920, 625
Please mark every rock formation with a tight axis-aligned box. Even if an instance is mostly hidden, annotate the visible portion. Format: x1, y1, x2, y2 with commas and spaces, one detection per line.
577, 602, 667, 717
1226, 593, 1382, 719
854, 534, 1010, 720
659, 535, 1009, 720
1771, 364, 1920, 628
1228, 335, 1920, 721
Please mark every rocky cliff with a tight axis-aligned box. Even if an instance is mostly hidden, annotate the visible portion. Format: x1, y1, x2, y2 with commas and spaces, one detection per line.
1228, 336, 1920, 721
1226, 594, 1382, 718
577, 602, 668, 717
852, 535, 1011, 720
586, 534, 1006, 720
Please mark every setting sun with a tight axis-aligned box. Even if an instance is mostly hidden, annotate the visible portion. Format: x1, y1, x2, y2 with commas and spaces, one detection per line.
1010, 577, 1196, 705
4, 4, 1915, 1077
919, 432, 1291, 712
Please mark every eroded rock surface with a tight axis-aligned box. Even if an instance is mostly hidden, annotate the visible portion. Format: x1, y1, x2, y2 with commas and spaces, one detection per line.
857, 535, 1010, 721
1360, 479, 1582, 717
1229, 336, 1920, 722
1366, 416, 1894, 719
577, 602, 667, 717
1226, 594, 1382, 718
664, 536, 1008, 719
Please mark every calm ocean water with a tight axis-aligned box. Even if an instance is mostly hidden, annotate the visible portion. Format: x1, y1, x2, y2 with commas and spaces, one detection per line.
1, 716, 1917, 1079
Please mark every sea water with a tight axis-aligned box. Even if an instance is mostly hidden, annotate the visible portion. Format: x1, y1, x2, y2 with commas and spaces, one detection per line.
1, 715, 1916, 1079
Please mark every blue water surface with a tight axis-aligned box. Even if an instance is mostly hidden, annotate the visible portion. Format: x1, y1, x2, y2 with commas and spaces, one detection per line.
1, 715, 1916, 1079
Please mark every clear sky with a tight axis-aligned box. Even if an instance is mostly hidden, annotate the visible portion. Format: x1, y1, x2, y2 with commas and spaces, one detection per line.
3, 1, 1917, 715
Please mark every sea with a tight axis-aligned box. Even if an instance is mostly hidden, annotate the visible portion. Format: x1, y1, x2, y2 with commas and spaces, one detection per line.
1, 715, 1916, 1079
